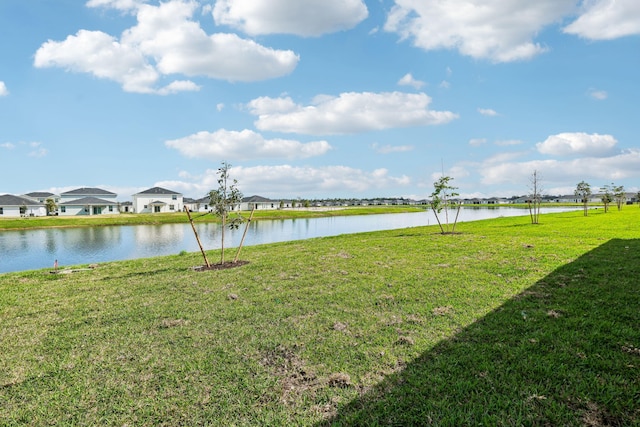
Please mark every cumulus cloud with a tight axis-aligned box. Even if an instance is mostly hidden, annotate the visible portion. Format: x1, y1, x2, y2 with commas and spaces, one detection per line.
34, 0, 299, 94
159, 164, 411, 198
478, 108, 499, 116
1, 142, 15, 149
479, 149, 640, 186
371, 143, 414, 154
398, 73, 425, 89
165, 129, 332, 161
384, 0, 575, 62
248, 91, 458, 135
469, 138, 487, 146
86, 0, 143, 11
212, 0, 368, 36
564, 0, 640, 40
536, 132, 618, 157
0, 81, 8, 96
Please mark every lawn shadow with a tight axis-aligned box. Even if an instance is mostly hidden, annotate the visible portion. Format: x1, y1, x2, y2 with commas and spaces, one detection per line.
322, 238, 640, 426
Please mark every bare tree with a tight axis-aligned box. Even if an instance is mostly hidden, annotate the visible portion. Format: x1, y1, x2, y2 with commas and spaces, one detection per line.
600, 183, 613, 213
528, 170, 543, 224
613, 185, 626, 210
575, 181, 592, 216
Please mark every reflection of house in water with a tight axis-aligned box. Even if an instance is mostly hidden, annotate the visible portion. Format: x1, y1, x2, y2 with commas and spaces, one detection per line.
58, 226, 123, 254
133, 224, 185, 249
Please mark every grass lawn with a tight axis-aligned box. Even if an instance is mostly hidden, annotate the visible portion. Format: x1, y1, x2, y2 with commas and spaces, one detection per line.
1, 208, 638, 425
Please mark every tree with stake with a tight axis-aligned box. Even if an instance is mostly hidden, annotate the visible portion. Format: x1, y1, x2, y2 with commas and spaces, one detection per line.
600, 183, 613, 213
613, 185, 626, 211
528, 170, 543, 224
575, 181, 592, 216
430, 175, 461, 234
209, 162, 244, 265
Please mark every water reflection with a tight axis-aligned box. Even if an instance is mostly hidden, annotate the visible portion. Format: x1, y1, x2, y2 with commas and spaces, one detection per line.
0, 208, 579, 274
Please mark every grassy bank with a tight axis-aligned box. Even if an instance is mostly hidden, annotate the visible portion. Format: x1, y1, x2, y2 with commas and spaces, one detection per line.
0, 206, 423, 230
1, 208, 638, 425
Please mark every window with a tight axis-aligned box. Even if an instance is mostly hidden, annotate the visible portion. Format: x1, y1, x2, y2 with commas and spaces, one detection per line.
144, 205, 148, 209
172, 195, 177, 200
20, 206, 26, 215
0, 207, 3, 215
108, 206, 113, 212
169, 205, 175, 210
61, 206, 66, 213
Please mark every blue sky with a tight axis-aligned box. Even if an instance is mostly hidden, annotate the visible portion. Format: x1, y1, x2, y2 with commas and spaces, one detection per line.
1, 0, 639, 201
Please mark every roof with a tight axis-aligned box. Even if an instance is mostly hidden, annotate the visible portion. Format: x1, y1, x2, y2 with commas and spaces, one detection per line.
0, 194, 45, 206
134, 186, 181, 196
242, 195, 273, 203
59, 196, 118, 206
149, 200, 167, 206
61, 187, 116, 196
24, 192, 56, 198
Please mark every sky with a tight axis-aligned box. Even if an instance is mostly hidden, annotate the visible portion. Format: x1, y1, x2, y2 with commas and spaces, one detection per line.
1, 0, 639, 201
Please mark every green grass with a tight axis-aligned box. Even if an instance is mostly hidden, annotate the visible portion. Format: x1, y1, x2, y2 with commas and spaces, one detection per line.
1, 208, 638, 426
0, 206, 423, 230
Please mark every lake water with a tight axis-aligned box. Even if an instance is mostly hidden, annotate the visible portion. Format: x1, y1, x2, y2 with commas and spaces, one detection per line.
0, 207, 578, 274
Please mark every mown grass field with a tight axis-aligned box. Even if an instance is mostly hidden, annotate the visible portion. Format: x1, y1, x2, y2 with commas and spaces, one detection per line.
1, 208, 638, 426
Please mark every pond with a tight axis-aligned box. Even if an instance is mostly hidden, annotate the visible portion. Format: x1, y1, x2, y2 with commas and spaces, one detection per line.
0, 207, 579, 274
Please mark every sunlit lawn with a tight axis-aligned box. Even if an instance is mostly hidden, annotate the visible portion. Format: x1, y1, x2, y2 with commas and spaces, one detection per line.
1, 207, 638, 425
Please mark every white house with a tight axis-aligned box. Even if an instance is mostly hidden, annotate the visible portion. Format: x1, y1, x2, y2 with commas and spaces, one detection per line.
0, 194, 47, 217
59, 187, 119, 216
23, 191, 60, 204
133, 187, 183, 213
239, 195, 279, 211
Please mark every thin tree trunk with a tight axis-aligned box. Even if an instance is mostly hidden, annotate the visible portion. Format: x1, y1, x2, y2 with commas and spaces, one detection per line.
234, 207, 255, 263
220, 213, 226, 264
451, 202, 462, 233
431, 206, 445, 234
184, 207, 210, 268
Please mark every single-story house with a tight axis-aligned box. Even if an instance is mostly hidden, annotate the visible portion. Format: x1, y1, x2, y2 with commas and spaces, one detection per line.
0, 194, 47, 217
133, 187, 183, 213
239, 195, 278, 211
59, 187, 119, 216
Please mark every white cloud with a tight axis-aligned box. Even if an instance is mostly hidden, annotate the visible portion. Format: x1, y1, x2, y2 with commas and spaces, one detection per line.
34, 0, 299, 94
564, 0, 640, 40
0, 81, 8, 96
86, 0, 143, 11
495, 139, 523, 146
248, 91, 458, 135
439, 80, 451, 89
398, 73, 425, 89
536, 132, 618, 157
588, 89, 608, 100
165, 129, 332, 161
160, 164, 411, 198
212, 0, 368, 36
384, 0, 575, 62
469, 138, 486, 146
479, 149, 640, 186
1, 142, 15, 149
478, 108, 499, 117
371, 143, 414, 154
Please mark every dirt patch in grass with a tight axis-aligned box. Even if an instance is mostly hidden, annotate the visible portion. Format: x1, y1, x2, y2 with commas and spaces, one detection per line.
191, 260, 250, 271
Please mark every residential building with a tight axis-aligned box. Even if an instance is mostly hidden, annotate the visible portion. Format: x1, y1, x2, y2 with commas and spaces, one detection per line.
133, 187, 183, 213
59, 187, 119, 216
0, 194, 47, 217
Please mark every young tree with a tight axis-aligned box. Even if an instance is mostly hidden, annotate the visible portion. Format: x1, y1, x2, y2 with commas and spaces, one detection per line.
209, 162, 244, 265
575, 181, 592, 216
528, 170, 543, 224
613, 185, 626, 211
600, 183, 613, 213
430, 175, 462, 234
45, 198, 57, 215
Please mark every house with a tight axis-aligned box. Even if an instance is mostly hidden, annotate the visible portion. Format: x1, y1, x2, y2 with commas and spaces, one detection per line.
0, 194, 47, 217
239, 195, 278, 211
23, 191, 60, 204
59, 187, 119, 216
133, 187, 183, 213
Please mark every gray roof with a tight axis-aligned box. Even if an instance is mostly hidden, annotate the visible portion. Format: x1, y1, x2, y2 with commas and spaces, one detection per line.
242, 195, 273, 203
61, 187, 116, 196
59, 196, 117, 206
24, 192, 56, 198
135, 186, 181, 196
0, 194, 45, 206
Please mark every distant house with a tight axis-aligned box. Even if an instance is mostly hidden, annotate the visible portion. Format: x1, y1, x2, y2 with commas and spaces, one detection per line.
239, 195, 277, 211
59, 187, 118, 216
133, 187, 183, 213
23, 191, 60, 204
0, 194, 47, 217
